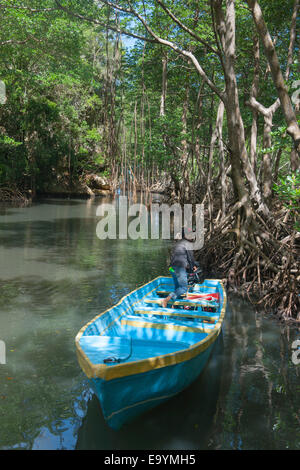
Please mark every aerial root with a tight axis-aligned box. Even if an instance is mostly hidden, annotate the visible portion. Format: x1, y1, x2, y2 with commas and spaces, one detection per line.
0, 186, 30, 203
198, 205, 300, 321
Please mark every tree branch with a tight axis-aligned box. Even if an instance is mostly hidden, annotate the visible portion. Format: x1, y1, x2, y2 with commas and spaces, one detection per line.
54, 0, 157, 44
246, 0, 300, 147
0, 3, 56, 12
89, 0, 224, 100
246, 95, 280, 117
0, 38, 30, 46
155, 0, 221, 57
127, 0, 225, 101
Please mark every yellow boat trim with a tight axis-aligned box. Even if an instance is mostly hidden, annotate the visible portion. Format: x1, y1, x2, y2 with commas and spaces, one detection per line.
75, 277, 227, 382
106, 391, 178, 422
121, 318, 212, 334
99, 286, 158, 337
155, 290, 175, 296
75, 277, 161, 378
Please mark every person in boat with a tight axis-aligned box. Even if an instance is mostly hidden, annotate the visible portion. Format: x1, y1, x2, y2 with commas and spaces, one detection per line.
162, 227, 199, 308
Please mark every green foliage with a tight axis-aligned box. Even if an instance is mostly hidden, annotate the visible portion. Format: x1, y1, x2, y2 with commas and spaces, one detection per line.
0, 1, 110, 192
258, 125, 292, 157
273, 173, 300, 231
0, 0, 299, 198
0, 135, 22, 147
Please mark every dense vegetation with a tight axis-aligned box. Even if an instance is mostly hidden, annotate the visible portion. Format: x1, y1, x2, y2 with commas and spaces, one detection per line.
0, 0, 299, 319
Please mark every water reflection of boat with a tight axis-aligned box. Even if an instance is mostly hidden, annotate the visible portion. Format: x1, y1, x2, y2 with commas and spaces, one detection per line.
76, 332, 224, 450
75, 277, 226, 431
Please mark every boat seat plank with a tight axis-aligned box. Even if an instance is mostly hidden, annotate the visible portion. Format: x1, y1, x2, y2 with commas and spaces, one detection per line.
156, 290, 220, 301
143, 296, 218, 308
79, 335, 190, 365
122, 315, 214, 334
155, 290, 175, 297
133, 306, 218, 322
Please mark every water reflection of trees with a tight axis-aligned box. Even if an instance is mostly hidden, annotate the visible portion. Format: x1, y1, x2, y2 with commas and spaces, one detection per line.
208, 295, 300, 450
0, 196, 173, 449
1, 197, 299, 450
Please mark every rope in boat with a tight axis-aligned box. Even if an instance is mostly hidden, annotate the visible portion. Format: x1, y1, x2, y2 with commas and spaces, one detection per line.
103, 337, 133, 364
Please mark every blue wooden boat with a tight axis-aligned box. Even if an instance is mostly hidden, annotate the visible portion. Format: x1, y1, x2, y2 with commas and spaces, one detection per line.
75, 277, 227, 430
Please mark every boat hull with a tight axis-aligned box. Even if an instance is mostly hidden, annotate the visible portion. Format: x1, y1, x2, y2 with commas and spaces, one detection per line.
89, 340, 214, 430
76, 276, 226, 429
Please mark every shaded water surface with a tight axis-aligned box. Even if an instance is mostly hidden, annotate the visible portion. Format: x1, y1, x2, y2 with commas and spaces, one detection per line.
0, 196, 299, 450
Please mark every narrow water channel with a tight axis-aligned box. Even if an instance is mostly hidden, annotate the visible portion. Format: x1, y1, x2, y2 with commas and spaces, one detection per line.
0, 196, 299, 450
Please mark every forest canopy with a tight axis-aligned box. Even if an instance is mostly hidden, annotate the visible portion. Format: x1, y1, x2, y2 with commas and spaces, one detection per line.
0, 0, 299, 319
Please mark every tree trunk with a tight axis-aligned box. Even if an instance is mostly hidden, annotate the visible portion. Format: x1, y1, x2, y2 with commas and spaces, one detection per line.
247, 0, 300, 155
160, 51, 168, 117
214, 0, 254, 220
216, 102, 226, 218
249, 34, 260, 170
181, 76, 190, 201
207, 101, 225, 229
193, 81, 206, 186
262, 113, 273, 204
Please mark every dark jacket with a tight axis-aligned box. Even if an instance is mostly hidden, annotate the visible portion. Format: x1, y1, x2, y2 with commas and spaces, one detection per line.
170, 239, 198, 272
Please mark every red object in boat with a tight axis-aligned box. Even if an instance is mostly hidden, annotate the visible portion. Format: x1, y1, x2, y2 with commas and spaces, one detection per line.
187, 293, 219, 301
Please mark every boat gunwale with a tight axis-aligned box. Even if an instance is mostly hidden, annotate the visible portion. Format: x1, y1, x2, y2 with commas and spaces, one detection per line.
75, 277, 227, 381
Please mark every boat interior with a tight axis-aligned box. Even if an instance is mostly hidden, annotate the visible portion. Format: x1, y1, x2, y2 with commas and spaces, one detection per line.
78, 278, 223, 366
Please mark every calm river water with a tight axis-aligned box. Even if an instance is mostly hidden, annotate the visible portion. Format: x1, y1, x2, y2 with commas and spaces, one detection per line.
0, 195, 299, 450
